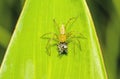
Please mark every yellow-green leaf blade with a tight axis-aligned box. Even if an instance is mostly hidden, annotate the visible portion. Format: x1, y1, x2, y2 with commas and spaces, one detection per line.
0, 0, 107, 79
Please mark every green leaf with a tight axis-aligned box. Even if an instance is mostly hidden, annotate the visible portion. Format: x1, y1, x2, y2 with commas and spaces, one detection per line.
0, 0, 107, 79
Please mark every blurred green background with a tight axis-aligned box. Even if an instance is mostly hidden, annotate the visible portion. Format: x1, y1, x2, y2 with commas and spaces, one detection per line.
0, 0, 119, 79
0, 0, 24, 63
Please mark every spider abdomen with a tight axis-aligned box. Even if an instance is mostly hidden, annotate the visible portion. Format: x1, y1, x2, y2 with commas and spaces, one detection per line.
57, 42, 67, 55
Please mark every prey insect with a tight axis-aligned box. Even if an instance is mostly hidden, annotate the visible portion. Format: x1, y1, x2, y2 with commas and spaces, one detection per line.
41, 17, 85, 56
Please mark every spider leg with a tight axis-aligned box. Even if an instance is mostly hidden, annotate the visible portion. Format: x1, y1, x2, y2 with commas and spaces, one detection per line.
66, 39, 76, 55
73, 40, 76, 55
66, 36, 82, 55
41, 32, 58, 55
65, 16, 78, 30
41, 32, 59, 42
66, 31, 86, 42
75, 39, 82, 51
46, 38, 57, 56
68, 37, 82, 50
53, 19, 59, 32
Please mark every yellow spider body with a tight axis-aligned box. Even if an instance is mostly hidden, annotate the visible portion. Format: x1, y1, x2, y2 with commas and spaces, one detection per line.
41, 17, 84, 56
59, 24, 66, 42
